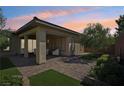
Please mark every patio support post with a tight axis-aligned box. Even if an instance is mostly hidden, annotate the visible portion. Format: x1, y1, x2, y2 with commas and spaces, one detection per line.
74, 37, 81, 55
61, 38, 65, 55
74, 43, 80, 55
24, 35, 28, 58
65, 37, 71, 56
36, 30, 46, 64
10, 35, 21, 55
16, 37, 21, 54
10, 36, 14, 54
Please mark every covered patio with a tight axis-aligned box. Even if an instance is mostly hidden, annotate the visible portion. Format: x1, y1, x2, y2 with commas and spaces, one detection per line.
10, 17, 84, 64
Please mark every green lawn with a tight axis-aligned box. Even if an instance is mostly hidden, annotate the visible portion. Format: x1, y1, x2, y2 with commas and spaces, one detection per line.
29, 69, 80, 86
0, 56, 22, 86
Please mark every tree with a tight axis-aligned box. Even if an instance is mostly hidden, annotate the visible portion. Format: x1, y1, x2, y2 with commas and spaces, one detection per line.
115, 15, 124, 39
80, 23, 115, 52
0, 35, 9, 51
0, 30, 13, 51
0, 8, 6, 31
0, 8, 11, 51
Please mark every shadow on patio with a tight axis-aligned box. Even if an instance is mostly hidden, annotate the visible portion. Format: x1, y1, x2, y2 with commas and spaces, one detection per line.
62, 56, 95, 65
10, 54, 60, 67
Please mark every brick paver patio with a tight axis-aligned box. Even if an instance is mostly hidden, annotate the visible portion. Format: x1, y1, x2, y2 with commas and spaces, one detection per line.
10, 56, 96, 82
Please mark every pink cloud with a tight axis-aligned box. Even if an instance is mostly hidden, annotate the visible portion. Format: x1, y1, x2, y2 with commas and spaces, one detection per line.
62, 18, 117, 33
6, 7, 95, 30
6, 7, 115, 33
6, 15, 32, 30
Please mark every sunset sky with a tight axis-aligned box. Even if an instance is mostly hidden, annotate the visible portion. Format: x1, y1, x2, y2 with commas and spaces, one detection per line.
1, 6, 124, 34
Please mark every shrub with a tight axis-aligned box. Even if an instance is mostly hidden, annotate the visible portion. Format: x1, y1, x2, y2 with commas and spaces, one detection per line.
96, 54, 111, 66
90, 54, 124, 85
0, 56, 15, 70
0, 35, 9, 51
81, 53, 101, 60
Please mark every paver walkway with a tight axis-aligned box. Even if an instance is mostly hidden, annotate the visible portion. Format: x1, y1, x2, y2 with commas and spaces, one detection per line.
10, 56, 96, 84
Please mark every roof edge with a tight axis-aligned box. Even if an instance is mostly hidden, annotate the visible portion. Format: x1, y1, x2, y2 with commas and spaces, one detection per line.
16, 16, 81, 35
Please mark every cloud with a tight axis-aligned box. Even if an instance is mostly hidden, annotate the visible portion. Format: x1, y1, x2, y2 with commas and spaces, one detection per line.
62, 18, 117, 33
6, 7, 116, 33
6, 7, 95, 30
6, 15, 32, 30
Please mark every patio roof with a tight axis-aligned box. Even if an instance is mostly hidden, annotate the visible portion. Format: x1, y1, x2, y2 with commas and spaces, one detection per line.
16, 17, 80, 35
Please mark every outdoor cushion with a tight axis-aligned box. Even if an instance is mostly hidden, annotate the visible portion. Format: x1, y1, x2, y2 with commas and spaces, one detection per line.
52, 49, 59, 56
